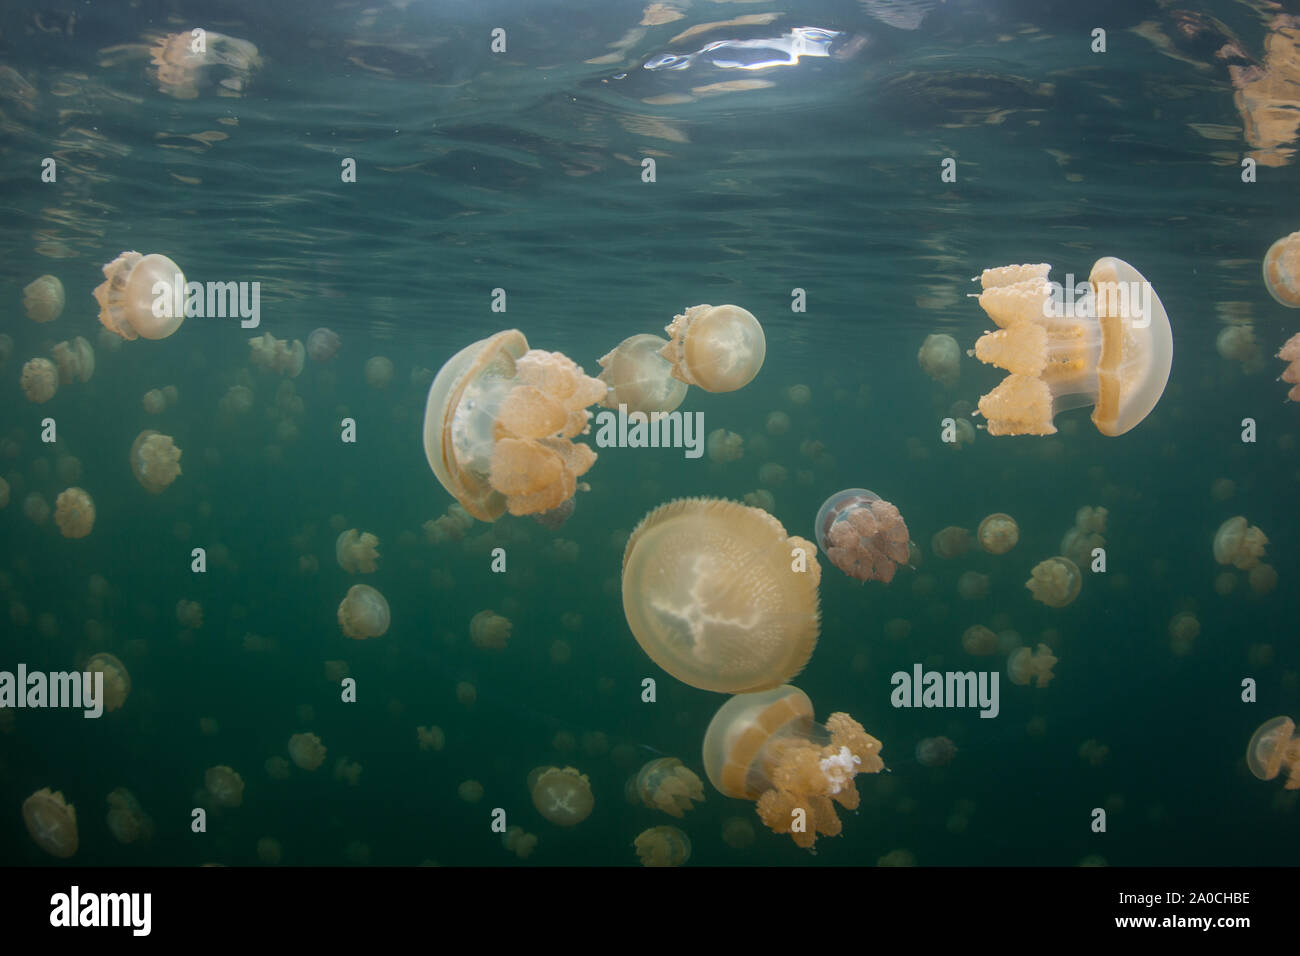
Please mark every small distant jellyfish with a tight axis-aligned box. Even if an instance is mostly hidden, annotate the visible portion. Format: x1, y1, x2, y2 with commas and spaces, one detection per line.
1169, 611, 1200, 656
50, 337, 94, 384
204, 766, 245, 808
458, 780, 484, 804
307, 328, 341, 363
706, 428, 744, 463
758, 462, 788, 488
1277, 333, 1300, 402
957, 571, 990, 600
248, 333, 305, 377
265, 756, 291, 780
257, 837, 283, 865
634, 826, 691, 867
630, 758, 705, 818
335, 529, 380, 574
23, 788, 77, 858
503, 825, 538, 860
0, 477, 9, 509
596, 333, 687, 414
417, 725, 445, 752
977, 513, 1019, 554
54, 487, 95, 538
177, 599, 203, 629
533, 495, 575, 530
962, 625, 999, 655
931, 526, 971, 560
94, 252, 187, 340
917, 333, 960, 386
85, 652, 130, 711
23, 492, 50, 525
915, 736, 957, 767
288, 733, 327, 771
786, 384, 811, 406
721, 816, 756, 849
1213, 516, 1268, 569
219, 385, 254, 415
814, 488, 911, 584
1263, 231, 1300, 308
20, 358, 59, 403
365, 356, 394, 389
456, 681, 477, 706
470, 610, 512, 650
142, 389, 167, 414
1250, 563, 1278, 596
766, 411, 790, 436
530, 766, 594, 826
338, 584, 390, 639
1026, 557, 1082, 607
130, 430, 182, 494
1007, 643, 1058, 687
660, 304, 766, 392
106, 788, 153, 844
23, 275, 65, 323
333, 758, 362, 786
1247, 716, 1300, 788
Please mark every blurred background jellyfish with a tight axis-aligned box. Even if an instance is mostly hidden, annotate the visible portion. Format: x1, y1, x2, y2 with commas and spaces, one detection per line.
503, 825, 538, 860
702, 685, 884, 850
1061, 506, 1107, 570
917, 333, 960, 386
1007, 643, 1059, 687
422, 329, 603, 521
970, 259, 1173, 436
660, 304, 766, 392
634, 826, 691, 867
961, 625, 999, 656
307, 327, 341, 363
51, 337, 94, 384
931, 526, 971, 560
53, 487, 94, 538
365, 355, 394, 389
1026, 557, 1081, 607
977, 513, 1019, 554
249, 333, 305, 377
915, 735, 957, 767
23, 275, 64, 323
288, 733, 326, 771
470, 609, 512, 650
417, 726, 445, 751
596, 333, 687, 414
628, 757, 705, 817
20, 358, 58, 403
204, 766, 245, 808
622, 498, 820, 693
1246, 716, 1300, 789
94, 252, 186, 341
106, 788, 153, 844
1263, 231, 1300, 307
530, 766, 594, 826
1278, 333, 1300, 401
1213, 516, 1268, 569
458, 780, 483, 803
814, 489, 910, 584
130, 430, 182, 494
86, 652, 131, 711
338, 584, 390, 639
23, 787, 77, 858
335, 529, 380, 574
706, 428, 744, 463
23, 492, 49, 526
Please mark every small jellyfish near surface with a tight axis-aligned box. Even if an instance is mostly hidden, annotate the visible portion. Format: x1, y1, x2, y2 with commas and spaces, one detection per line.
702, 685, 885, 850
977, 513, 1019, 554
659, 303, 766, 392
596, 333, 687, 414
918, 333, 960, 386
814, 489, 911, 584
1246, 716, 1300, 788
1213, 516, 1268, 569
23, 275, 65, 323
530, 766, 594, 826
629, 758, 705, 818
1026, 556, 1082, 607
1263, 232, 1300, 308
338, 584, 390, 639
1278, 333, 1300, 402
634, 826, 691, 867
23, 788, 78, 858
621, 498, 820, 694
130, 430, 182, 494
915, 736, 958, 767
94, 252, 186, 340
307, 327, 341, 363
970, 259, 1173, 436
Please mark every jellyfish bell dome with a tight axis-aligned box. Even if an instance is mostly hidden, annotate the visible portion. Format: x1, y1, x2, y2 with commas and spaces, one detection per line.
530, 766, 594, 826
23, 275, 65, 323
660, 304, 766, 392
1247, 716, 1300, 785
94, 252, 186, 341
1263, 232, 1300, 308
23, 788, 78, 858
337, 584, 390, 639
596, 333, 688, 414
1026, 556, 1082, 607
814, 488, 911, 583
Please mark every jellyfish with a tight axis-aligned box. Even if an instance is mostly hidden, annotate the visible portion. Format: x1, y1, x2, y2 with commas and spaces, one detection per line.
1217, 325, 1260, 365
786, 384, 812, 406
470, 610, 512, 650
219, 385, 254, 415
1213, 516, 1268, 569
1247, 716, 1300, 788
931, 526, 971, 560
1169, 611, 1200, 656
20, 358, 58, 403
630, 758, 705, 818
1062, 506, 1107, 570
106, 788, 153, 844
456, 681, 476, 706
1263, 232, 1300, 308
142, 389, 167, 414
530, 766, 594, 826
365, 356, 394, 389
458, 780, 484, 804
814, 489, 911, 584
417, 725, 445, 752
1278, 333, 1300, 402
1250, 563, 1278, 596
130, 430, 182, 494
85, 652, 130, 711
1007, 643, 1058, 687
915, 736, 958, 767
962, 625, 998, 655
335, 529, 380, 574
204, 766, 245, 808
503, 825, 539, 860
634, 826, 691, 867
957, 571, 990, 600
422, 330, 604, 521
147, 29, 262, 98
23, 492, 50, 525
288, 733, 326, 771
660, 304, 766, 392
52, 487, 94, 539
970, 259, 1173, 436
758, 462, 788, 488
0, 476, 9, 509
22, 788, 77, 858
977, 513, 1019, 554
50, 337, 94, 384
533, 496, 575, 530
1026, 556, 1081, 607
622, 498, 821, 693
334, 758, 362, 786
721, 816, 756, 849
249, 333, 305, 377
23, 275, 65, 323
94, 252, 186, 340
766, 411, 791, 436
337, 585, 390, 639
307, 327, 341, 363
918, 333, 960, 386
596, 333, 687, 414
706, 428, 744, 463
702, 685, 885, 850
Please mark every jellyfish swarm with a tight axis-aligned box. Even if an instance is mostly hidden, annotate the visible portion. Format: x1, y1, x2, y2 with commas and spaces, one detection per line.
23, 788, 78, 858
1263, 232, 1300, 308
1278, 333, 1300, 402
422, 330, 604, 522
634, 826, 691, 867
1247, 716, 1300, 788
970, 259, 1173, 436
622, 498, 821, 694
597, 333, 687, 414
702, 685, 884, 850
530, 766, 594, 826
814, 489, 910, 584
94, 252, 186, 341
629, 758, 705, 817
660, 304, 766, 392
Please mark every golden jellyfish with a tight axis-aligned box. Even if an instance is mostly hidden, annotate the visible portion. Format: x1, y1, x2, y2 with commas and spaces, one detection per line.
417, 725, 445, 752
335, 529, 380, 574
706, 428, 744, 463
630, 758, 705, 818
50, 337, 94, 384
106, 788, 153, 844
786, 384, 812, 406
1263, 232, 1300, 308
1213, 516, 1268, 570
456, 681, 477, 707
1026, 556, 1082, 607
365, 355, 394, 389
249, 333, 304, 377
766, 411, 791, 436
130, 430, 182, 493
204, 766, 245, 808
0, 476, 8, 509
53, 487, 94, 539
20, 358, 58, 403
962, 624, 998, 655
970, 259, 1173, 436
596, 333, 687, 414
917, 333, 960, 386
702, 685, 885, 850
22, 788, 77, 858
931, 526, 971, 560
23, 275, 65, 323
1007, 643, 1059, 687
147, 29, 262, 98
503, 825, 538, 860
977, 513, 1019, 554
334, 758, 362, 786
1247, 716, 1300, 788
288, 733, 326, 771
470, 610, 512, 650
659, 304, 766, 393
814, 488, 911, 584
265, 756, 291, 780
1216, 325, 1260, 366
530, 766, 594, 826
634, 826, 691, 867
337, 584, 390, 639
307, 327, 341, 363
622, 498, 820, 693
142, 389, 167, 414
422, 330, 603, 521
85, 652, 130, 711
94, 252, 186, 340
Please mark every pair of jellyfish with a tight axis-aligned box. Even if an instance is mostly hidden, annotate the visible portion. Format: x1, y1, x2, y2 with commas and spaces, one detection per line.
336, 529, 380, 573
1026, 556, 1082, 607
621, 498, 820, 693
814, 489, 911, 584
1061, 506, 1107, 569
504, 826, 538, 860
95, 252, 187, 341
702, 685, 884, 849
1247, 716, 1300, 788
627, 758, 705, 817
970, 259, 1173, 436
1279, 333, 1300, 402
529, 766, 594, 826
338, 584, 389, 639
131, 430, 182, 493
142, 385, 179, 414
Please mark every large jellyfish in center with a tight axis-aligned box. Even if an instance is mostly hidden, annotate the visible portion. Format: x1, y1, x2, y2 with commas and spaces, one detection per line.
659, 304, 765, 392
596, 333, 687, 414
814, 489, 910, 583
94, 252, 187, 341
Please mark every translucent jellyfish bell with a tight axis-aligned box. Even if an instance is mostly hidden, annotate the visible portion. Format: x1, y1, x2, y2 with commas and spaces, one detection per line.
23, 787, 78, 858
596, 333, 687, 414
1247, 716, 1300, 788
1263, 232, 1300, 308
660, 304, 766, 392
814, 488, 911, 583
94, 252, 186, 341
